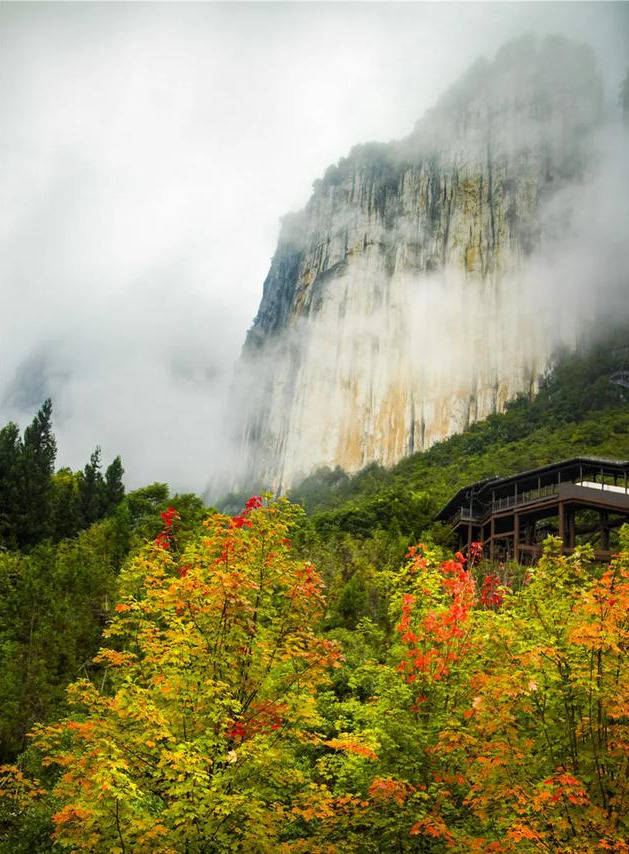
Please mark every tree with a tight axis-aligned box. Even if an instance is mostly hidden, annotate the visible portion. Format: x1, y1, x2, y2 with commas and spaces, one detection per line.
50, 468, 82, 541
287, 536, 629, 852
0, 422, 22, 547
21, 399, 56, 475
34, 497, 340, 852
104, 456, 125, 513
12, 505, 629, 852
0, 403, 125, 548
444, 537, 629, 852
0, 520, 119, 761
0, 485, 208, 769
78, 447, 105, 525
17, 399, 57, 546
0, 763, 52, 854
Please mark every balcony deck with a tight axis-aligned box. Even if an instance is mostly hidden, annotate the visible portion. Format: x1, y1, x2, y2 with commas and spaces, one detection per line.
441, 458, 629, 563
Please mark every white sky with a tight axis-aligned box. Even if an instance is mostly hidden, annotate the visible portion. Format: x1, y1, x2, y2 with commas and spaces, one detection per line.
1, 2, 628, 492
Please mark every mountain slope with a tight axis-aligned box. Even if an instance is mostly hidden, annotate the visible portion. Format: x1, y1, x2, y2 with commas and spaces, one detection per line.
235, 36, 610, 491
288, 340, 629, 539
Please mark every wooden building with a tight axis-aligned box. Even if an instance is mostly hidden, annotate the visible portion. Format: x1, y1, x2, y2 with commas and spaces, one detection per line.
435, 457, 629, 563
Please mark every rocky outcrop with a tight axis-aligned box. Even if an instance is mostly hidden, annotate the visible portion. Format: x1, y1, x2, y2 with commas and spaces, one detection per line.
236, 36, 604, 492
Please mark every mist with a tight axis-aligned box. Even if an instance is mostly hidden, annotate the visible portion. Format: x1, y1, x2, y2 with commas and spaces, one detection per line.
1, 3, 628, 493
233, 29, 629, 493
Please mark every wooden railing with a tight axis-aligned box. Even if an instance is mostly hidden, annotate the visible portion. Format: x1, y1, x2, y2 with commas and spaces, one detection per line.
492, 484, 559, 512
451, 478, 629, 528
451, 486, 557, 524
450, 507, 484, 525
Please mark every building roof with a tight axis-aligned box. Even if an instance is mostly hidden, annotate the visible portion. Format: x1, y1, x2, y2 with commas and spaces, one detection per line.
435, 457, 629, 521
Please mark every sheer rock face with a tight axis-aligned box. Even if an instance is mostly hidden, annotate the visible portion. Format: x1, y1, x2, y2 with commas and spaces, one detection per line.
237, 36, 603, 492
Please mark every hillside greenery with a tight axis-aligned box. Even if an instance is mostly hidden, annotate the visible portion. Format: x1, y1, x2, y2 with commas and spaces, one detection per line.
290, 338, 629, 540
0, 484, 210, 763
2, 500, 628, 853
1, 339, 628, 851
0, 405, 210, 765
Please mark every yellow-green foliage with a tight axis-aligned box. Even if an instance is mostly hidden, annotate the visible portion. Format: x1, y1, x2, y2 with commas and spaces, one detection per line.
6, 505, 628, 854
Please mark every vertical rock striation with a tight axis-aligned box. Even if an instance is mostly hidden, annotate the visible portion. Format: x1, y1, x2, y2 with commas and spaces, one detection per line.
237, 36, 604, 492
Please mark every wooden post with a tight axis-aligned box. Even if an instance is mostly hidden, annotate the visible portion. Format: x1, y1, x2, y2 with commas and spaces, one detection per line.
558, 501, 565, 545
568, 508, 575, 548
467, 522, 472, 551
490, 516, 495, 562
513, 512, 520, 563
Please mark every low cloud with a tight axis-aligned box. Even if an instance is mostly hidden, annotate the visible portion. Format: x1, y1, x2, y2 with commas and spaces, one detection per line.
1, 4, 627, 493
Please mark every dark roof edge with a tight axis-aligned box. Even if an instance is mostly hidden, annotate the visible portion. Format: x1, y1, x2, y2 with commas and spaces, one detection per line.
435, 456, 629, 521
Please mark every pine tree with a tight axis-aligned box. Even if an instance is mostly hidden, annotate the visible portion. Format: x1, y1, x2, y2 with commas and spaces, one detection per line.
17, 399, 57, 546
78, 448, 105, 526
0, 422, 22, 547
103, 456, 124, 514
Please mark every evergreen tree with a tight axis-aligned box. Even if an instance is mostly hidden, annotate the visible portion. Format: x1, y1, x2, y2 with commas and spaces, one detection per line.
0, 402, 124, 549
16, 399, 57, 546
78, 448, 105, 526
22, 399, 56, 471
103, 456, 124, 513
0, 422, 22, 547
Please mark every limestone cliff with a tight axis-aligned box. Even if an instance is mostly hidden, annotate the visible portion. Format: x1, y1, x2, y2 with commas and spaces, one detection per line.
237, 36, 604, 492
